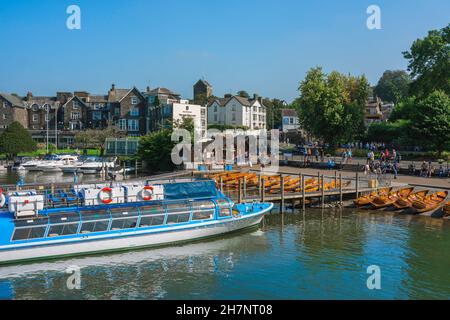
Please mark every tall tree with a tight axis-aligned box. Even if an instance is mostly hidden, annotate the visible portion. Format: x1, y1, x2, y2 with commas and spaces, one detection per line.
403, 24, 450, 97
409, 90, 450, 156
295, 67, 369, 148
0, 122, 37, 159
374, 70, 411, 103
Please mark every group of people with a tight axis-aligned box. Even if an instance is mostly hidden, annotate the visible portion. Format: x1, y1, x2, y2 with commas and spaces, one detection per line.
412, 161, 449, 178
364, 148, 401, 179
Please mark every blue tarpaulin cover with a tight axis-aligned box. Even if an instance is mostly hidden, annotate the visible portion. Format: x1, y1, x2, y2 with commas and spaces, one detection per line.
163, 180, 218, 200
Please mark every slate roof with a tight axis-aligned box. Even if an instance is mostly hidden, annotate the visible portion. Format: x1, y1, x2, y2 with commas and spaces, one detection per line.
0, 93, 25, 107
281, 109, 298, 117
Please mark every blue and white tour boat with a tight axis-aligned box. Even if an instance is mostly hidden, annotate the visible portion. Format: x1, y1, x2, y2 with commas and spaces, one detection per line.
0, 178, 273, 265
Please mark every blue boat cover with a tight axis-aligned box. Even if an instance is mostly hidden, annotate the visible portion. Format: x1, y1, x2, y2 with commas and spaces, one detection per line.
163, 180, 218, 200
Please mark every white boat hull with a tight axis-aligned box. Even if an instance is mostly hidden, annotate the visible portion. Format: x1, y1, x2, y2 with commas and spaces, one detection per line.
0, 209, 270, 265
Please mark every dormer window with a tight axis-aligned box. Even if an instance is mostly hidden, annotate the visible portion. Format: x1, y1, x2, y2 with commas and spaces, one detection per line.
131, 96, 138, 105
32, 104, 39, 111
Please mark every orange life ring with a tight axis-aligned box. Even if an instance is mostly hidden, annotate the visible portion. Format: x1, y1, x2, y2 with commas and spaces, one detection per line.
99, 187, 113, 204
140, 186, 154, 201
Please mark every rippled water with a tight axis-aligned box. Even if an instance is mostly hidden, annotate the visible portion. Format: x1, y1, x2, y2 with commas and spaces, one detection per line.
0, 207, 449, 300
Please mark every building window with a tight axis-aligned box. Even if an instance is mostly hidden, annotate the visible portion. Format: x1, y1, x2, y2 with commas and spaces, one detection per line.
73, 101, 79, 109
201, 108, 206, 115
253, 114, 257, 121
128, 119, 139, 131
232, 113, 236, 121
214, 114, 217, 122
214, 105, 217, 112
130, 107, 139, 116
253, 106, 257, 112
2, 114, 6, 120
118, 119, 127, 130
3, 102, 7, 108
231, 105, 236, 111
131, 96, 138, 105
71, 112, 80, 120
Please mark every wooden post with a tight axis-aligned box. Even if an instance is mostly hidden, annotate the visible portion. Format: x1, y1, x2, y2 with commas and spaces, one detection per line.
243, 176, 247, 200
299, 173, 302, 194
51, 183, 55, 195
321, 174, 325, 208
334, 170, 337, 186
355, 172, 359, 199
280, 175, 285, 213
339, 173, 343, 205
238, 178, 243, 203
302, 174, 306, 211
219, 176, 223, 193
258, 174, 262, 198
317, 172, 320, 191
261, 178, 265, 202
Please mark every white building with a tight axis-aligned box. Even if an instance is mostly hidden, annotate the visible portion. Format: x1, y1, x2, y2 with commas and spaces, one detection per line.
207, 94, 266, 131
281, 109, 300, 132
171, 100, 207, 137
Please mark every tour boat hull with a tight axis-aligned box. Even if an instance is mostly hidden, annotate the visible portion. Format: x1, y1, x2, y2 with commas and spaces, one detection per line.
0, 203, 273, 265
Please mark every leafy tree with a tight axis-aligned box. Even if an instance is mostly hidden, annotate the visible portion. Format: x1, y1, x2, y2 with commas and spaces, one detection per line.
74, 128, 125, 155
409, 90, 450, 156
389, 96, 417, 121
193, 93, 208, 106
403, 24, 450, 97
264, 98, 286, 130
295, 67, 369, 149
237, 90, 250, 98
0, 121, 37, 159
138, 129, 176, 173
374, 70, 411, 103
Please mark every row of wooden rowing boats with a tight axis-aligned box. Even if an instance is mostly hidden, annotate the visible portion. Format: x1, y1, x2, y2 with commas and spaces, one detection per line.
354, 187, 449, 215
206, 172, 351, 194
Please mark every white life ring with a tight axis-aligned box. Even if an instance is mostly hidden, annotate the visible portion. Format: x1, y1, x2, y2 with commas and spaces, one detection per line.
98, 187, 113, 204
140, 186, 154, 201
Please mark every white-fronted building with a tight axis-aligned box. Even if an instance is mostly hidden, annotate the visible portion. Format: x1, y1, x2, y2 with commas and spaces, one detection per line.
207, 94, 266, 131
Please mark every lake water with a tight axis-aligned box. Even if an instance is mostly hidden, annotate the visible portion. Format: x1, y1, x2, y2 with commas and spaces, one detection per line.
0, 207, 449, 300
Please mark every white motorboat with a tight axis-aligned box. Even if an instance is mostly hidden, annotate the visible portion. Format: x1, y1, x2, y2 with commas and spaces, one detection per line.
78, 157, 117, 174
36, 155, 79, 173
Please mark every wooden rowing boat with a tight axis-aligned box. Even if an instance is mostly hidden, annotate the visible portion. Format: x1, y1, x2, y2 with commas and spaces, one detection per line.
353, 187, 392, 207
412, 191, 448, 213
392, 190, 429, 210
370, 187, 414, 209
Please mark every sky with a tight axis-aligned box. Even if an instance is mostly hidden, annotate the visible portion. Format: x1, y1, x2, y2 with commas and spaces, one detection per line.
0, 0, 449, 102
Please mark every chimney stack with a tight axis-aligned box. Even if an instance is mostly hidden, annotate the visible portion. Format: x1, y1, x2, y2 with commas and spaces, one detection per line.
26, 91, 33, 100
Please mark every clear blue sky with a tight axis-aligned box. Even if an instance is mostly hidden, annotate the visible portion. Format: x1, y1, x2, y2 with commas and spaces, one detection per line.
0, 0, 449, 102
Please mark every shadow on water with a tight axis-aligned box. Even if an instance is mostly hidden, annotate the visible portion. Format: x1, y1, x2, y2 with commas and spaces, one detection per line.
0, 205, 449, 299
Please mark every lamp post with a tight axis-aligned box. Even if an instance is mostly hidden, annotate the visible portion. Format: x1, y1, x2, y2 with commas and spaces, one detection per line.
45, 106, 49, 154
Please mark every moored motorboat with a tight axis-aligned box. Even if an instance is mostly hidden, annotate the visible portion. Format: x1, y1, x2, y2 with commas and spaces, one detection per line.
392, 190, 429, 210
412, 191, 448, 214
0, 178, 273, 265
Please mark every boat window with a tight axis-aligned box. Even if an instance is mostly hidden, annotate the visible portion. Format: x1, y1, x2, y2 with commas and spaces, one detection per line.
216, 199, 232, 217
12, 226, 47, 241
138, 215, 165, 227
80, 209, 110, 221
166, 212, 191, 224
139, 205, 165, 215
138, 205, 165, 227
110, 217, 138, 230
79, 208, 110, 234
49, 211, 80, 224
80, 220, 109, 234
14, 216, 49, 228
110, 207, 140, 219
191, 200, 215, 221
47, 223, 79, 237
165, 202, 191, 213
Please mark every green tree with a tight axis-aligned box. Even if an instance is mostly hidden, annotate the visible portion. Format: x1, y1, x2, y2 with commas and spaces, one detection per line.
403, 24, 450, 97
295, 67, 369, 148
389, 96, 417, 121
193, 93, 208, 106
409, 90, 450, 156
138, 129, 176, 173
264, 98, 286, 130
0, 121, 37, 159
374, 70, 411, 103
237, 90, 250, 98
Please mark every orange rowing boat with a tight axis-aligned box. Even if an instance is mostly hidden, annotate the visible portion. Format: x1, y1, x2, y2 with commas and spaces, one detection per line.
354, 187, 392, 207
370, 187, 414, 209
412, 191, 448, 213
392, 190, 429, 210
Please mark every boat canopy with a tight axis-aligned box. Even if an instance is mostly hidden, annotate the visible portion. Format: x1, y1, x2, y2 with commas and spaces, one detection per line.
163, 180, 218, 200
